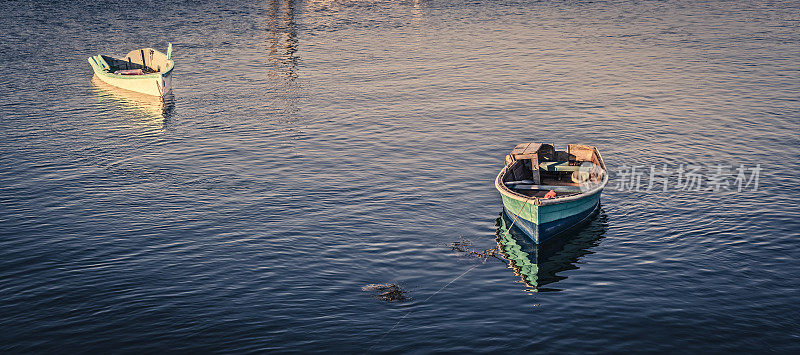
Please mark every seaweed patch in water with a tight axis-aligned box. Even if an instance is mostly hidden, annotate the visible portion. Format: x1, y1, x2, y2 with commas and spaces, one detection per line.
450, 238, 503, 262
362, 283, 410, 302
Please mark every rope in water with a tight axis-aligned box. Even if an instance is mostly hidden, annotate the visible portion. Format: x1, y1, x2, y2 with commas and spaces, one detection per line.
369, 179, 533, 349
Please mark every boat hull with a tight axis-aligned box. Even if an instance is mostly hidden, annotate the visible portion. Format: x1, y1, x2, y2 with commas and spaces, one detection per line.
89, 69, 169, 97
500, 188, 602, 244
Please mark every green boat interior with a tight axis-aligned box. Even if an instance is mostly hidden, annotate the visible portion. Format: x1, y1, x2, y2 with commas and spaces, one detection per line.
501, 142, 605, 198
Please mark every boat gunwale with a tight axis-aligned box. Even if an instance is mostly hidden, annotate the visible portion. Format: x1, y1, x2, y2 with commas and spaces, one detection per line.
495, 145, 609, 207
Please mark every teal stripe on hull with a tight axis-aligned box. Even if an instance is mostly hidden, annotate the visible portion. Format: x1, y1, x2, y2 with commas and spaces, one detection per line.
538, 193, 601, 224
504, 200, 601, 244
500, 191, 600, 224
500, 191, 602, 243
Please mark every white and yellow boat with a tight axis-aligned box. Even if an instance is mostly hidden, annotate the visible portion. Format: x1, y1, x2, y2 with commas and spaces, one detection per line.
88, 44, 174, 97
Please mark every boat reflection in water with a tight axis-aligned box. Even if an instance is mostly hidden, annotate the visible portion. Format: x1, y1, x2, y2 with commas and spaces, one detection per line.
495, 208, 608, 292
266, 0, 298, 82
90, 75, 174, 130
263, 0, 301, 122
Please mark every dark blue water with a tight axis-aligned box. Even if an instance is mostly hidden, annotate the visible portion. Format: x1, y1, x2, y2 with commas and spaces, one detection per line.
2, 0, 799, 352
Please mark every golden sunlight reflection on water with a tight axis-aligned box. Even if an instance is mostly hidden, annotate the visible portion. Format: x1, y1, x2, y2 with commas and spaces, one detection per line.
90, 76, 173, 133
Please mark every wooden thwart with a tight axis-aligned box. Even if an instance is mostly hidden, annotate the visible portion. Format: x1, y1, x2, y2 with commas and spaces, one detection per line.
505, 183, 584, 192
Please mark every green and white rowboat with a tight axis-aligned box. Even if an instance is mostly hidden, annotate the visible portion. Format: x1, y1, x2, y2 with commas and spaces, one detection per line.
495, 142, 608, 244
88, 44, 174, 97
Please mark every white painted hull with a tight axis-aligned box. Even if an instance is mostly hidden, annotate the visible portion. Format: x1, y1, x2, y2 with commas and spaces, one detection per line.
91, 69, 169, 96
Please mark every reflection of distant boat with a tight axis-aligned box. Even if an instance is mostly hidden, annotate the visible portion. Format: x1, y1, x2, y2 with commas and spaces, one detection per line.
496, 209, 606, 292
91, 75, 174, 121
495, 142, 608, 244
87, 44, 174, 97
266, 0, 298, 81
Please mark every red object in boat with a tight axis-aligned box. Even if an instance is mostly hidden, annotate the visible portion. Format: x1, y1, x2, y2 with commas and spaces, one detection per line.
544, 190, 557, 199
114, 69, 144, 75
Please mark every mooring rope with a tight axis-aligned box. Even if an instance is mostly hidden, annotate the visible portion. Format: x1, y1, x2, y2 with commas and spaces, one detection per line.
369, 186, 533, 350
368, 262, 480, 350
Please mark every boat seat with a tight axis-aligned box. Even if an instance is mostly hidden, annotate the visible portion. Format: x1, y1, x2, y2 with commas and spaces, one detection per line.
507, 184, 584, 192
539, 161, 582, 172
505, 180, 537, 185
